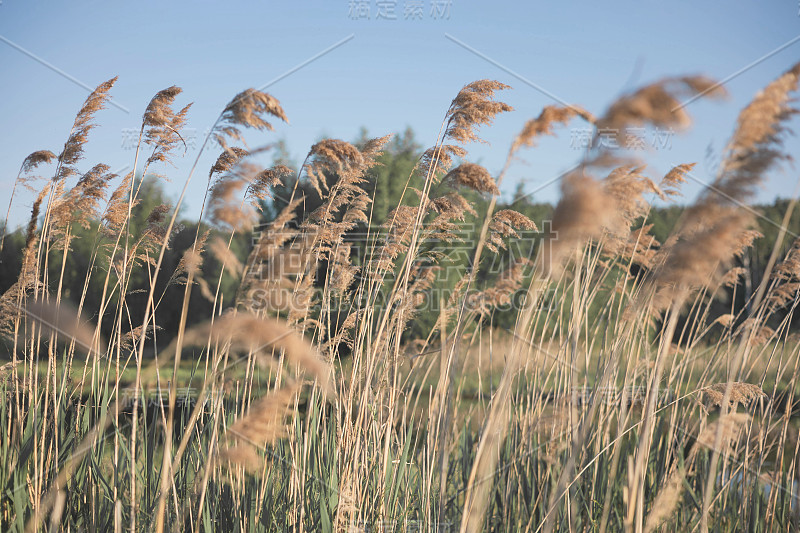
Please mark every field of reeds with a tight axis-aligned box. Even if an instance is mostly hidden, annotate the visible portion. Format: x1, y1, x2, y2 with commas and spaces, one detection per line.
2, 61, 800, 533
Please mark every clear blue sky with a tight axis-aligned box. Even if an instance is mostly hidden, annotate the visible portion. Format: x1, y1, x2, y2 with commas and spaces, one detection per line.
1, 1, 799, 229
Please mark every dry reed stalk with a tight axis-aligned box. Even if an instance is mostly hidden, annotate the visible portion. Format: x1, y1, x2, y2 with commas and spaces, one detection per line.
287, 269, 319, 327
642, 466, 686, 533
236, 197, 305, 312
425, 196, 476, 247
149, 88, 288, 533
592, 76, 725, 154
219, 382, 302, 473
444, 80, 513, 144
0, 150, 56, 255
300, 136, 389, 275
647, 62, 800, 533
511, 104, 593, 153
458, 340, 519, 533
603, 166, 664, 224
24, 79, 118, 390
208, 171, 258, 232
650, 64, 800, 315
247, 164, 292, 206
608, 224, 660, 270
327, 309, 361, 354
531, 74, 730, 533
419, 144, 467, 179
13, 59, 800, 533
169, 312, 333, 394
456, 97, 592, 533
660, 163, 695, 197
0, 184, 49, 337
647, 209, 755, 312
385, 80, 511, 325
209, 236, 243, 278
711, 63, 800, 202
353, 84, 512, 518
18, 301, 119, 533
366, 204, 421, 275
101, 171, 134, 238
215, 88, 288, 147
142, 86, 192, 166
304, 138, 364, 197
443, 162, 499, 195
453, 259, 534, 324
720, 266, 747, 289
19, 150, 58, 183
485, 209, 537, 253
119, 323, 161, 351
389, 263, 440, 327
696, 413, 751, 455
169, 229, 210, 287
701, 382, 767, 408
477, 258, 533, 313
328, 242, 358, 294
377, 81, 512, 356
53, 77, 118, 183
129, 203, 172, 263
459, 255, 554, 533
765, 237, 800, 310
49, 163, 116, 238
431, 192, 475, 218
643, 413, 751, 532
540, 171, 616, 278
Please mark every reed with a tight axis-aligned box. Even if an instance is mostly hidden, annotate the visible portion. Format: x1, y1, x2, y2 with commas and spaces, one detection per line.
1, 63, 800, 533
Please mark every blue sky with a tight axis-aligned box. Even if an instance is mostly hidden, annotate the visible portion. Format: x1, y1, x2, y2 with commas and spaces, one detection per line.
1, 1, 799, 229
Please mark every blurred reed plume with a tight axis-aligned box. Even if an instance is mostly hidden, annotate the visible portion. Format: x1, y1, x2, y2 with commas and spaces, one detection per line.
17, 299, 106, 355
